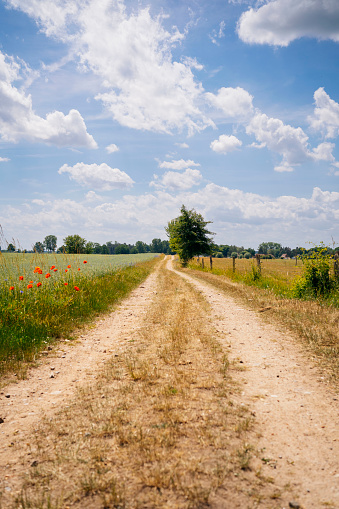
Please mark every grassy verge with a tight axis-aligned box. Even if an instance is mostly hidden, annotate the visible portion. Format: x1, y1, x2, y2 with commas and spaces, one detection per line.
9, 263, 291, 508
0, 257, 159, 377
183, 265, 339, 386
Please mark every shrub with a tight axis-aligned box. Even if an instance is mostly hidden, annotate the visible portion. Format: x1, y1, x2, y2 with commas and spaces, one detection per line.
292, 245, 337, 299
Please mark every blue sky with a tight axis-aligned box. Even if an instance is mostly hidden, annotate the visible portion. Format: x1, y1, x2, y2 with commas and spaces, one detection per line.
0, 0, 339, 251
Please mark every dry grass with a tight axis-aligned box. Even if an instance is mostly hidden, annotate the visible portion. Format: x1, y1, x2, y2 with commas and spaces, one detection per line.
182, 267, 339, 386
7, 261, 289, 508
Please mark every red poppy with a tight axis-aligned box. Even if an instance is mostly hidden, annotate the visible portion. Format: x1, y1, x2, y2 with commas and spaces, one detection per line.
29, 280, 33, 284
33, 266, 41, 273
9, 286, 14, 291
64, 282, 68, 286
65, 269, 68, 273
50, 265, 55, 270
37, 282, 42, 287
83, 260, 87, 264
74, 286, 80, 291
45, 273, 51, 279
67, 265, 71, 268
78, 268, 80, 271
53, 269, 58, 272
27, 284, 33, 289
38, 269, 43, 274
19, 276, 24, 281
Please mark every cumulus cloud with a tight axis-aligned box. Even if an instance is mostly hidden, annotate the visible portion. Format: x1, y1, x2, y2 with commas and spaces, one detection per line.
2, 185, 339, 249
158, 158, 200, 170
0, 51, 97, 148
237, 0, 339, 46
308, 87, 339, 139
247, 110, 339, 169
246, 112, 310, 169
7, 1, 214, 134
106, 143, 119, 153
205, 87, 254, 120
0, 157, 10, 162
150, 168, 202, 191
210, 134, 242, 154
58, 162, 134, 191
85, 191, 104, 202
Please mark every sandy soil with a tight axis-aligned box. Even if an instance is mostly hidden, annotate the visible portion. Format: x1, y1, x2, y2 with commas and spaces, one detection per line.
0, 257, 338, 508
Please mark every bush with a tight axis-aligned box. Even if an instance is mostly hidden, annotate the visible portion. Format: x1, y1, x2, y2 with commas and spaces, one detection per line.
292, 245, 337, 299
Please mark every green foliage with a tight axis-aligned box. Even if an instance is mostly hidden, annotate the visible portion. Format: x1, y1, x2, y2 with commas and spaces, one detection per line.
292, 245, 337, 299
33, 241, 44, 253
64, 234, 87, 254
7, 243, 15, 252
0, 253, 158, 374
166, 205, 214, 266
44, 235, 57, 252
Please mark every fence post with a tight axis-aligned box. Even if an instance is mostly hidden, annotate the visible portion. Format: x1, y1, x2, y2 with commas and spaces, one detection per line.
210, 255, 213, 270
256, 253, 261, 273
232, 256, 236, 272
202, 258, 204, 269
334, 253, 339, 281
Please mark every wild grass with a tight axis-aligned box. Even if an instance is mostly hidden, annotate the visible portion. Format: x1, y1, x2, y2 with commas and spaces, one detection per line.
190, 256, 339, 307
183, 263, 339, 385
190, 257, 303, 298
8, 261, 288, 508
0, 253, 159, 376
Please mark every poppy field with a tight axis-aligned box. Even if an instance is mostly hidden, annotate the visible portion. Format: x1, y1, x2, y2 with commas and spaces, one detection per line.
0, 252, 159, 375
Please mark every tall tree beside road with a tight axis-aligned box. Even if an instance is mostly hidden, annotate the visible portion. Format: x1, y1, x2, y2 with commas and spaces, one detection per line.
166, 205, 214, 266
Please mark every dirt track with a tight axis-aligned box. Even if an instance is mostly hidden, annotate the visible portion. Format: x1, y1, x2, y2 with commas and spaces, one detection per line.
0, 257, 338, 508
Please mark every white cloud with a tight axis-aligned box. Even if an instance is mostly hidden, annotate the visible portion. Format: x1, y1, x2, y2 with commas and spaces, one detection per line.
58, 162, 134, 191
206, 86, 254, 120
246, 112, 310, 168
237, 0, 339, 46
0, 51, 97, 148
311, 142, 336, 163
175, 142, 189, 149
150, 168, 202, 191
106, 143, 119, 154
85, 191, 104, 202
308, 87, 339, 139
7, 1, 214, 134
0, 157, 10, 162
2, 185, 339, 249
274, 163, 294, 173
158, 158, 200, 170
209, 21, 226, 45
210, 134, 242, 154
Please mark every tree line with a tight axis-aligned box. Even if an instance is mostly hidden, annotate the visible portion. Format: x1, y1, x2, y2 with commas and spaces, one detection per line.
3, 235, 175, 255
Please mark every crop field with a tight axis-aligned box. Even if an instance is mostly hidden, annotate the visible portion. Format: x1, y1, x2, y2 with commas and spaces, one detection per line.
0, 252, 157, 286
0, 253, 159, 376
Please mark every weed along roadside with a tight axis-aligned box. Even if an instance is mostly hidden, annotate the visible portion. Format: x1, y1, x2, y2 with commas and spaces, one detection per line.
0, 256, 337, 508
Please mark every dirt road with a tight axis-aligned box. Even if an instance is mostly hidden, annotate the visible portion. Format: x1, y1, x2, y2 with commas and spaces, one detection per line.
0, 257, 338, 508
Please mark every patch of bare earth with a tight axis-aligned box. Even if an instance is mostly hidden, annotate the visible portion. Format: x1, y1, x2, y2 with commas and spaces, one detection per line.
0, 256, 337, 508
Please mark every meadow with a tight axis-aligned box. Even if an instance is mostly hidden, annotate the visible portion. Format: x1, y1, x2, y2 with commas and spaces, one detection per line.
0, 252, 159, 376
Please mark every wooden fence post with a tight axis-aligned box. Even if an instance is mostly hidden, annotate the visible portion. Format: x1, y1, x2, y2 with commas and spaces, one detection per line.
210, 255, 213, 270
232, 256, 236, 272
202, 258, 204, 269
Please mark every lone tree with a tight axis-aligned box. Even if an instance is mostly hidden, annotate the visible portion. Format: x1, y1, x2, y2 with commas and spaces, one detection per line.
63, 234, 87, 254
166, 205, 214, 266
44, 234, 57, 252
